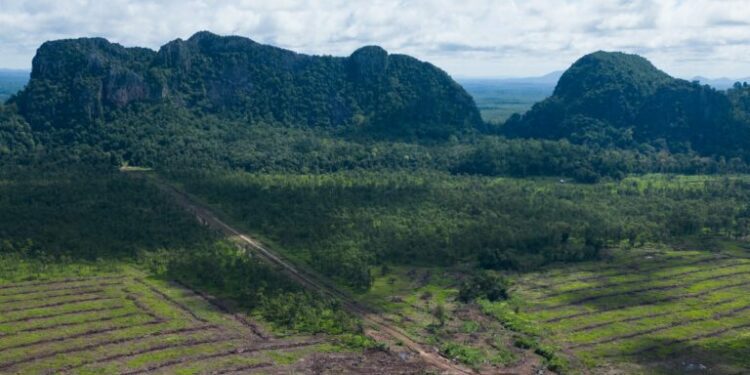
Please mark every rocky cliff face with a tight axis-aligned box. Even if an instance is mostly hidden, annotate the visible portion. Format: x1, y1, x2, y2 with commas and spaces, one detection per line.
15, 31, 481, 138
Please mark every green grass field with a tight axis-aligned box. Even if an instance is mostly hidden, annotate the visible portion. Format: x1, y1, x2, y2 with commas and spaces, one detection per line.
507, 244, 750, 374
0, 263, 339, 374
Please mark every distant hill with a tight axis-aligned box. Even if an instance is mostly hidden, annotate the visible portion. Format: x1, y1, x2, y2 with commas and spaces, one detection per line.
458, 72, 560, 122
12, 31, 481, 140
503, 51, 750, 158
0, 69, 29, 102
691, 76, 750, 90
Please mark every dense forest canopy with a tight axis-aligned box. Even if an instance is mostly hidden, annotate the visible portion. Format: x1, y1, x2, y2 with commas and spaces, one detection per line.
12, 31, 481, 139
2, 36, 750, 183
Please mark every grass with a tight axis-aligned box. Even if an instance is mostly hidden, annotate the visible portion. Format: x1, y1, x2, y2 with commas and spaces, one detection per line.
507, 244, 750, 374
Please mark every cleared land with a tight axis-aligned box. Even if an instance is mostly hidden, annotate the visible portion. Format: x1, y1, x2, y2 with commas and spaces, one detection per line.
356, 266, 544, 374
0, 268, 423, 374
510, 245, 750, 374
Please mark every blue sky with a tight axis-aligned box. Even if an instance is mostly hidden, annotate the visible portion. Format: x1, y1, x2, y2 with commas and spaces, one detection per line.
1, 0, 749, 78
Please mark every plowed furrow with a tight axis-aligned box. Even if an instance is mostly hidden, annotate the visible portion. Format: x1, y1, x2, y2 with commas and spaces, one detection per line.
539, 270, 750, 312
0, 296, 116, 314
0, 324, 216, 372
570, 303, 750, 349
132, 278, 207, 323
212, 362, 275, 375
621, 322, 750, 357
120, 340, 322, 375
526, 256, 720, 290
60, 334, 240, 373
2, 311, 141, 336
0, 319, 162, 354
174, 279, 268, 339
544, 261, 745, 298
0, 288, 104, 305
0, 305, 123, 325
568, 296, 737, 333
0, 276, 123, 291
0, 281, 122, 298
544, 279, 750, 323
0, 289, 104, 308
123, 292, 161, 320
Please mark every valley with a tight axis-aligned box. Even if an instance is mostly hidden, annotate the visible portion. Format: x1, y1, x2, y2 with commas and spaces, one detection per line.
2, 11, 750, 373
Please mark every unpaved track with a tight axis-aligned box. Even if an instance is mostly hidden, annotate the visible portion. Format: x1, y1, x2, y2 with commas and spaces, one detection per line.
134, 172, 475, 375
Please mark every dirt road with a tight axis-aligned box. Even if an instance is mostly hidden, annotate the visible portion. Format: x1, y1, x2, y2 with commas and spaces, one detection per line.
131, 171, 475, 375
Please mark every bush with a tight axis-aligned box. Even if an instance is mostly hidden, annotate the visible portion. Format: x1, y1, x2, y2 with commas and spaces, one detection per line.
257, 291, 359, 335
458, 271, 510, 303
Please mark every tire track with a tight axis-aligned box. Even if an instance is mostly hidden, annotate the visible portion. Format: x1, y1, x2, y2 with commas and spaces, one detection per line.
544, 279, 750, 323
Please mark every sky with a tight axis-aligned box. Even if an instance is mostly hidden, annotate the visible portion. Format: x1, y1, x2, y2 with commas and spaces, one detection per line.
1, 0, 749, 78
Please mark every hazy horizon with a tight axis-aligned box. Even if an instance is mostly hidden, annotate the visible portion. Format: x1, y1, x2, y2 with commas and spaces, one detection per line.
1, 63, 747, 83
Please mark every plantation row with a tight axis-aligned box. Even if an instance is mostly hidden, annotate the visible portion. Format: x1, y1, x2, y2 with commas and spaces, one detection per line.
515, 247, 750, 373
0, 272, 327, 374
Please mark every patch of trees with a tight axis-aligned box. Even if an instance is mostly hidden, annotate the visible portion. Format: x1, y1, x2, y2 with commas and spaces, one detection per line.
5, 98, 749, 184
0, 169, 360, 335
0, 104, 35, 161
458, 271, 511, 302
170, 171, 750, 289
0, 168, 213, 259
150, 241, 359, 334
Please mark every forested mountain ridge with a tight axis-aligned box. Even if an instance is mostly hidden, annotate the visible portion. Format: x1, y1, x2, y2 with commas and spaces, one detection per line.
11, 31, 481, 139
4, 39, 750, 180
503, 51, 750, 158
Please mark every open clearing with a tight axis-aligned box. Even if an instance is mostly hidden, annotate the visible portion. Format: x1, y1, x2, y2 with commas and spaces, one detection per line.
511, 245, 750, 374
0, 267, 424, 374
356, 266, 545, 374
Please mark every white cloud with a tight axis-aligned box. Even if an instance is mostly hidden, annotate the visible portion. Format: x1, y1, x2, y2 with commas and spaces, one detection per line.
0, 0, 748, 78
